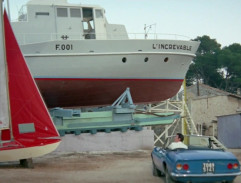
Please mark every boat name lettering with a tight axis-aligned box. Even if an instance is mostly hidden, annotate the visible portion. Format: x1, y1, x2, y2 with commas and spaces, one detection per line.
152, 44, 192, 51
55, 44, 73, 51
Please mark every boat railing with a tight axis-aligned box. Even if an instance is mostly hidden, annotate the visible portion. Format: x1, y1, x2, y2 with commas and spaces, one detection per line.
14, 32, 191, 45
128, 33, 191, 40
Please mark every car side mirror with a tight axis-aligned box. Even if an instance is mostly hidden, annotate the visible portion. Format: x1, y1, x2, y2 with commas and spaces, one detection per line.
156, 147, 160, 151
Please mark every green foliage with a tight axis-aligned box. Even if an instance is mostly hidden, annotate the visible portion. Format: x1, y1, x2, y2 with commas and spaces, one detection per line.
217, 44, 241, 92
187, 35, 241, 94
193, 35, 221, 55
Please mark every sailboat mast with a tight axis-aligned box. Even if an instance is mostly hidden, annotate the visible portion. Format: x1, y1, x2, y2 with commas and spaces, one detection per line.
0, 0, 11, 131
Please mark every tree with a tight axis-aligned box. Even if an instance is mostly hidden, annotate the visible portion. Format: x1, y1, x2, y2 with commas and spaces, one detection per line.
217, 44, 241, 93
186, 35, 221, 87
186, 35, 241, 94
194, 35, 221, 55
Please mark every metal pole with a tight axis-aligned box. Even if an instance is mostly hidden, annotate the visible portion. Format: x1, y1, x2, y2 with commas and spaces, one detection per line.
0, 0, 10, 128
144, 24, 147, 39
0, 0, 13, 140
6, 0, 10, 21
182, 78, 188, 135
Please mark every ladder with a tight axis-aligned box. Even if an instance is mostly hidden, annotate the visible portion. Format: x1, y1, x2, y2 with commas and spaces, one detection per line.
209, 136, 227, 150
148, 96, 198, 136
183, 102, 198, 135
153, 117, 180, 145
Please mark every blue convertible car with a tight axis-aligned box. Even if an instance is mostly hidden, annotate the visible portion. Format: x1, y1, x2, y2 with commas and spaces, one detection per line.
151, 135, 241, 183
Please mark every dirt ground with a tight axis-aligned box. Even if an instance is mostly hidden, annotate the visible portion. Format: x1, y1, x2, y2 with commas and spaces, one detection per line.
1, 150, 241, 183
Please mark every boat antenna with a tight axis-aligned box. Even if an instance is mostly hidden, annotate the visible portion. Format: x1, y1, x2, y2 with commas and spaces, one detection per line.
144, 23, 156, 39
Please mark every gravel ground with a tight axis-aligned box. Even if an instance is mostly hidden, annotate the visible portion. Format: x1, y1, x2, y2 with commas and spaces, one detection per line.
0, 150, 241, 183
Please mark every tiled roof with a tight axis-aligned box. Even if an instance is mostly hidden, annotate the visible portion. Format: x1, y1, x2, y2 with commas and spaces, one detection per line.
187, 83, 241, 99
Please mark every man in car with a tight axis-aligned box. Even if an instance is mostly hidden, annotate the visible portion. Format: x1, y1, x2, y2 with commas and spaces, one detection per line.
168, 133, 188, 150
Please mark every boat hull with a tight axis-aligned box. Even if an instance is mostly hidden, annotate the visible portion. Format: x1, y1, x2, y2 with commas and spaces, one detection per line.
0, 140, 60, 162
36, 78, 183, 107
20, 40, 199, 107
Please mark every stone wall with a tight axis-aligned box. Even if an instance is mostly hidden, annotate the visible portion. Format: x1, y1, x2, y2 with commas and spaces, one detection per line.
190, 95, 241, 136
55, 128, 154, 152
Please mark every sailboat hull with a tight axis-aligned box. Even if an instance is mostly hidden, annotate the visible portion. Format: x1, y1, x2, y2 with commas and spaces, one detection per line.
0, 141, 60, 162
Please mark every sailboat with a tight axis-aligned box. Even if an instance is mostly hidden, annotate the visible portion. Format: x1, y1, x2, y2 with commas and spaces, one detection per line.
0, 2, 60, 163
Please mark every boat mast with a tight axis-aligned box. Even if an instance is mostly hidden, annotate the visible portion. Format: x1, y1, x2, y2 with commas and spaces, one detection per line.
0, 0, 11, 131
6, 0, 10, 21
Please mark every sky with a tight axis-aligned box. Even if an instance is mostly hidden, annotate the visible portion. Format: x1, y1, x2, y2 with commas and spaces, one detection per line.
4, 0, 241, 47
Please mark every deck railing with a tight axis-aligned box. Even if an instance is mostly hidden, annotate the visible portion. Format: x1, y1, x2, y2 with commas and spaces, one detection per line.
14, 32, 192, 45
128, 33, 191, 40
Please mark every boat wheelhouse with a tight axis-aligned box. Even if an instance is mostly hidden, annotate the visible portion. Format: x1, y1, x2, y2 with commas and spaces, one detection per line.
12, 0, 128, 43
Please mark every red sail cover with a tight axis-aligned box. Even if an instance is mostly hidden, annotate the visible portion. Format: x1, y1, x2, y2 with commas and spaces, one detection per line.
4, 12, 60, 146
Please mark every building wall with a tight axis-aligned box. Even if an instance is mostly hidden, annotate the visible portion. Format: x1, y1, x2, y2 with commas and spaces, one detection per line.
190, 95, 241, 136
218, 114, 241, 148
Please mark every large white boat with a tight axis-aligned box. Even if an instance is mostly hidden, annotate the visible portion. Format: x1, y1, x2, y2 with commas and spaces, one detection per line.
11, 0, 200, 108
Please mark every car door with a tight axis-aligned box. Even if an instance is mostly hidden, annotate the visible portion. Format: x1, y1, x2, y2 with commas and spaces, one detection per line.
152, 147, 167, 173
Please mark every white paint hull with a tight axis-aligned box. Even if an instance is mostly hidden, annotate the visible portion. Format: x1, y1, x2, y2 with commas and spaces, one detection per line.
0, 141, 60, 162
26, 53, 193, 79
17, 39, 200, 107
20, 40, 199, 80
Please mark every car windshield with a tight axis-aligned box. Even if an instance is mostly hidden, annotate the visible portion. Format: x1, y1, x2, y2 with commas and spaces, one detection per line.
164, 135, 222, 150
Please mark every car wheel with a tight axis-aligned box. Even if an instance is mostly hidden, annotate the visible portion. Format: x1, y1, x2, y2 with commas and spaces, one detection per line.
152, 160, 159, 176
152, 159, 164, 177
165, 168, 175, 183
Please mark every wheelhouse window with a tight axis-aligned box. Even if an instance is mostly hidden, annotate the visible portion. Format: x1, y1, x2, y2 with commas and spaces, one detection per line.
82, 8, 96, 39
70, 8, 81, 18
57, 8, 68, 17
95, 9, 103, 18
82, 8, 94, 29
35, 12, 50, 16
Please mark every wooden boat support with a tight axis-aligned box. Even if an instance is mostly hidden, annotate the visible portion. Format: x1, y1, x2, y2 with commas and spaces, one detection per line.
49, 88, 181, 136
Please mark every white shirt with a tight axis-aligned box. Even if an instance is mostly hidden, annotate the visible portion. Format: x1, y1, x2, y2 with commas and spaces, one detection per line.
168, 142, 188, 150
